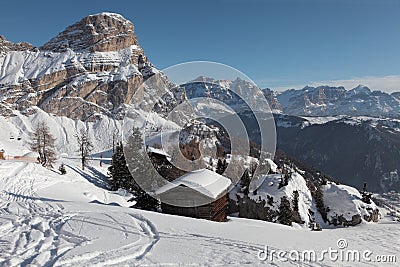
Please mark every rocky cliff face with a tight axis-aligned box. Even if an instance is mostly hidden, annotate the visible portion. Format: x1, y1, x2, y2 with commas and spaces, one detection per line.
41, 13, 140, 53
0, 13, 156, 121
262, 88, 283, 113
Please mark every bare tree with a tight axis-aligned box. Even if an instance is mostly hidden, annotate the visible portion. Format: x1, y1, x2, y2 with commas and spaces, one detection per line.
76, 129, 94, 170
30, 121, 57, 167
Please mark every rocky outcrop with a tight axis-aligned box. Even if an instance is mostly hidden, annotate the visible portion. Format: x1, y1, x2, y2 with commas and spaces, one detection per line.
364, 208, 380, 222
262, 88, 283, 113
0, 35, 36, 52
235, 195, 277, 222
329, 214, 362, 227
41, 13, 140, 53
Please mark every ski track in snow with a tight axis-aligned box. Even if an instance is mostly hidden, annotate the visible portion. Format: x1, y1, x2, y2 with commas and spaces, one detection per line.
0, 161, 159, 266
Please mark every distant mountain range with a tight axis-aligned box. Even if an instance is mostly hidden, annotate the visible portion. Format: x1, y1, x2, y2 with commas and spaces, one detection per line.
265, 85, 400, 118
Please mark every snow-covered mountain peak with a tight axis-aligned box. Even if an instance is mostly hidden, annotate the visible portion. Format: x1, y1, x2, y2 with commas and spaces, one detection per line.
41, 13, 139, 53
350, 84, 371, 95
0, 13, 157, 120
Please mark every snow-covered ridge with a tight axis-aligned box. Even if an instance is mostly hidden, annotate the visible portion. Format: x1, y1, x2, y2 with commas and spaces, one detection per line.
274, 85, 400, 118
0, 45, 141, 85
230, 163, 379, 228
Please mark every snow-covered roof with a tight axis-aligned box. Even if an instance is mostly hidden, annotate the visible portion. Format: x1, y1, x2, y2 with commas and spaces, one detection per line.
156, 169, 232, 199
23, 151, 38, 158
147, 146, 170, 157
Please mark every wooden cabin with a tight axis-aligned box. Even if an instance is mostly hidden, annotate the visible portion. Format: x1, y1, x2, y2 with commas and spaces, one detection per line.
0, 149, 5, 160
157, 169, 232, 222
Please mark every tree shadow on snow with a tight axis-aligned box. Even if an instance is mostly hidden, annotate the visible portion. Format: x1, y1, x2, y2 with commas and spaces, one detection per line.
3, 191, 68, 203
66, 164, 109, 190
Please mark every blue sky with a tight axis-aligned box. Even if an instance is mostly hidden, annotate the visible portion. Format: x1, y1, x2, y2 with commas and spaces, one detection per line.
1, 0, 399, 92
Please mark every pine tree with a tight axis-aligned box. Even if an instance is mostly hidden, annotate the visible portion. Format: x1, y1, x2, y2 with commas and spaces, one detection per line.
59, 163, 67, 175
130, 188, 159, 211
361, 182, 372, 204
278, 196, 294, 226
267, 195, 274, 206
249, 159, 258, 177
278, 175, 285, 189
108, 142, 134, 191
315, 184, 328, 222
292, 190, 304, 224
292, 190, 299, 212
124, 127, 160, 211
30, 121, 57, 167
75, 129, 94, 170
216, 158, 225, 174
284, 172, 290, 186
239, 169, 251, 195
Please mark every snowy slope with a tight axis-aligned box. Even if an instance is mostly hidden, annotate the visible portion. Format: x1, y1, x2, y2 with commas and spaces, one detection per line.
0, 46, 140, 85
323, 182, 378, 222
0, 107, 179, 157
248, 173, 314, 226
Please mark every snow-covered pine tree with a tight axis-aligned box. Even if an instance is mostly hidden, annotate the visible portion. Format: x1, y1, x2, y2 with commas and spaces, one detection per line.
216, 158, 224, 174
239, 169, 251, 195
249, 159, 258, 177
292, 190, 304, 224
315, 184, 328, 222
278, 196, 294, 226
361, 182, 372, 204
216, 158, 228, 175
124, 127, 159, 211
30, 121, 57, 167
108, 142, 134, 191
75, 129, 94, 170
278, 175, 285, 189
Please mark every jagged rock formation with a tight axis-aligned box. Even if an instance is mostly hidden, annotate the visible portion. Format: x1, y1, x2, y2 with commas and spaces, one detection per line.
0, 35, 36, 52
0, 13, 156, 121
262, 88, 283, 113
41, 13, 140, 53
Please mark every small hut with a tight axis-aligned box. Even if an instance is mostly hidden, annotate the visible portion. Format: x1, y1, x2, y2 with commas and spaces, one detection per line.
0, 149, 5, 160
157, 169, 232, 222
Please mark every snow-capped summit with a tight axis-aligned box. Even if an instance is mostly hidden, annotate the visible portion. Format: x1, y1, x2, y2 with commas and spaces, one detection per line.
349, 84, 371, 95
41, 13, 140, 53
